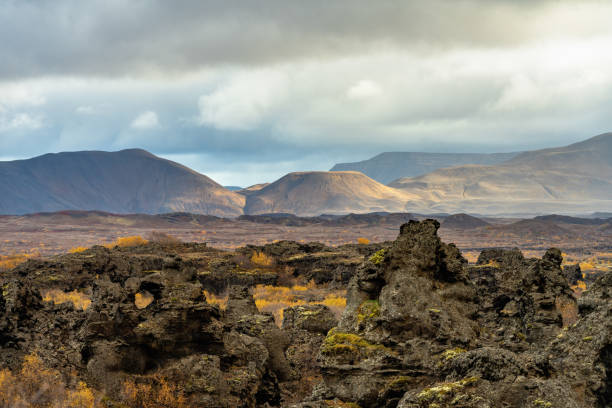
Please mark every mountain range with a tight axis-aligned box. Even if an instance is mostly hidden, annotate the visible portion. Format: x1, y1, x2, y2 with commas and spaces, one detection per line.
0, 133, 611, 217
330, 151, 519, 184
390, 132, 612, 215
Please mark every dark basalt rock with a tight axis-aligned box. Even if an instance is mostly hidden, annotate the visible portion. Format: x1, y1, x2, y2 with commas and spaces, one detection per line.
0, 222, 610, 408
563, 263, 583, 285
282, 304, 337, 335
0, 245, 300, 407
305, 220, 609, 408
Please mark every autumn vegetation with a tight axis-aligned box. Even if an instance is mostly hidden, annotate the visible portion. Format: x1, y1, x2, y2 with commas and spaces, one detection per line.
251, 250, 274, 266
104, 235, 149, 248
0, 353, 97, 408
0, 252, 38, 271
42, 289, 91, 311
206, 282, 346, 326
0, 353, 189, 408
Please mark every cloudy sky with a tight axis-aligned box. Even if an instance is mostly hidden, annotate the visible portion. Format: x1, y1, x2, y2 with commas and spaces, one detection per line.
1, 0, 612, 186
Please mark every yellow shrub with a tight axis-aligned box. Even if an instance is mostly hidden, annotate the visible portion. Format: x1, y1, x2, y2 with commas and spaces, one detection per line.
43, 289, 91, 310
253, 284, 304, 325
357, 237, 370, 245
316, 294, 347, 319
570, 280, 588, 297
65, 382, 96, 408
0, 353, 98, 407
104, 236, 149, 248
69, 246, 88, 253
203, 290, 228, 309
121, 377, 188, 408
253, 284, 347, 326
251, 251, 274, 266
0, 253, 32, 271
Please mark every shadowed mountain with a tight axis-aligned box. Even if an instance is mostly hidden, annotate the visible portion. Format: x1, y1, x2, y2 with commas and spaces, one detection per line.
441, 213, 490, 229
0, 149, 245, 216
390, 133, 612, 215
331, 151, 518, 184
534, 214, 609, 225
244, 171, 422, 216
488, 218, 575, 238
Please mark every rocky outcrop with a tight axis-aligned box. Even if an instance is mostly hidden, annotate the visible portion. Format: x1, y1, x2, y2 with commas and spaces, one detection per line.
282, 305, 339, 404
0, 245, 317, 407
563, 263, 583, 285
304, 220, 609, 408
242, 240, 384, 286
0, 221, 610, 407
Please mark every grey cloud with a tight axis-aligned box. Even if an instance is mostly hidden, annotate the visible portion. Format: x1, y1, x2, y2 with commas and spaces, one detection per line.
1, 0, 608, 79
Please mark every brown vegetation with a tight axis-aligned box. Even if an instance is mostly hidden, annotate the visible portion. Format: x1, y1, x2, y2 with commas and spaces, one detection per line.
204, 282, 346, 326
121, 377, 188, 408
251, 250, 274, 266
104, 235, 149, 248
254, 283, 346, 326
42, 289, 91, 311
0, 354, 189, 408
0, 353, 97, 408
0, 252, 38, 271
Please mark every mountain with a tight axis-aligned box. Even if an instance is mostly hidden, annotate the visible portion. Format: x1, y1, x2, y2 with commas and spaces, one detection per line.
237, 183, 271, 196
0, 149, 245, 216
243, 171, 422, 216
330, 151, 518, 184
533, 214, 608, 225
441, 213, 490, 229
390, 133, 612, 215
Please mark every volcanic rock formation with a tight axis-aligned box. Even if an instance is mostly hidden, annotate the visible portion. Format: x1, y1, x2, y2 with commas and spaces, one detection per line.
0, 221, 610, 407
296, 220, 610, 407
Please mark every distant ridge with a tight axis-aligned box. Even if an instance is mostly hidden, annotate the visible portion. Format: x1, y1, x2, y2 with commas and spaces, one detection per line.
331, 151, 518, 184
441, 213, 490, 229
2, 133, 611, 218
0, 149, 245, 216
391, 133, 612, 215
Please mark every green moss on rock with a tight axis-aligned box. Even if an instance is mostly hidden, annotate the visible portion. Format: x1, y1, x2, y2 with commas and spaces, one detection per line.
368, 249, 387, 265
321, 328, 389, 358
441, 347, 467, 361
357, 299, 381, 322
417, 377, 479, 404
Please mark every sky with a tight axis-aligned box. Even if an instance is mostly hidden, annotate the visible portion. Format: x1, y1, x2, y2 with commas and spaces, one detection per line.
1, 0, 612, 186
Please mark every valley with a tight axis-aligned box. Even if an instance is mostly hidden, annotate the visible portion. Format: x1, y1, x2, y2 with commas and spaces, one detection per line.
2, 211, 611, 283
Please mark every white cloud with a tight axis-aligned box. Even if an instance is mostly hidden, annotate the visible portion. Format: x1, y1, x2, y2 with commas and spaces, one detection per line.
347, 80, 382, 100
197, 70, 289, 131
130, 111, 160, 130
0, 84, 45, 110
0, 113, 44, 132
75, 105, 96, 115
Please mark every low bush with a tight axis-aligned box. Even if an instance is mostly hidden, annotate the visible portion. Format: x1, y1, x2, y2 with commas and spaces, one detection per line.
42, 289, 91, 310
0, 353, 98, 407
104, 235, 148, 248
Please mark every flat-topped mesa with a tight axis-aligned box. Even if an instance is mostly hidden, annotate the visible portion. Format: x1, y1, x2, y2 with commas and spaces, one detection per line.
310, 219, 602, 408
